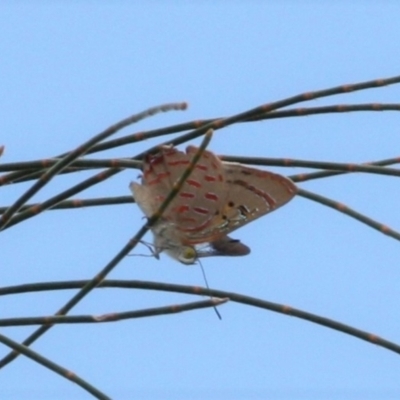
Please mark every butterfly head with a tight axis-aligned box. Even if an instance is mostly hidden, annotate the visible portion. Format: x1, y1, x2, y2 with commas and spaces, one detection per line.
174, 245, 198, 265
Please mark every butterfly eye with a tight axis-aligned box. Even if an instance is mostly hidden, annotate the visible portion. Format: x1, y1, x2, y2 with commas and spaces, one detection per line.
178, 246, 197, 265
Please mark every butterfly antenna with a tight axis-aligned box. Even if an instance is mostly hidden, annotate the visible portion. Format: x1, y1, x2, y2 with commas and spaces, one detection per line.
198, 259, 222, 320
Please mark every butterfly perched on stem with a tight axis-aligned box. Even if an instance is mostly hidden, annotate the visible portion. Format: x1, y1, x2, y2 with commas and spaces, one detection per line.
131, 145, 297, 264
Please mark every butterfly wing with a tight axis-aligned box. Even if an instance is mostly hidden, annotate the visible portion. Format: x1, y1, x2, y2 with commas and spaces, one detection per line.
130, 182, 158, 217
216, 162, 297, 233
137, 145, 228, 244
208, 235, 251, 256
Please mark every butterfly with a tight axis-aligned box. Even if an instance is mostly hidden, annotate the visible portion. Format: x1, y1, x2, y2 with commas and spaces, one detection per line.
130, 145, 297, 264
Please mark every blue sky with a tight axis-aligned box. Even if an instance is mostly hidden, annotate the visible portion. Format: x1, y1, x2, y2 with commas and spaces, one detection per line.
1, 2, 400, 399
